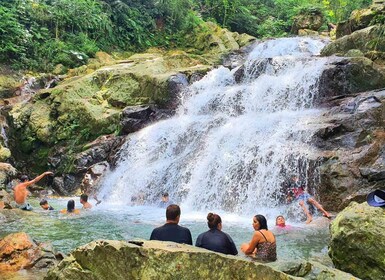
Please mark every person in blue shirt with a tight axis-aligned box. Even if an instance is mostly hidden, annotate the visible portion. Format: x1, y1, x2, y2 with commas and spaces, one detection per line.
150, 204, 192, 245
195, 213, 238, 255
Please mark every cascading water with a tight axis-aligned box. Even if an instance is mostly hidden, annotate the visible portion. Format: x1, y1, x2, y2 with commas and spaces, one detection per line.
99, 37, 331, 215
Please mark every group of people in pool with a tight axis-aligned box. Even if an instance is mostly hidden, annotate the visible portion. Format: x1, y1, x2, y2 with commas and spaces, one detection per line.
150, 204, 292, 262
39, 194, 93, 214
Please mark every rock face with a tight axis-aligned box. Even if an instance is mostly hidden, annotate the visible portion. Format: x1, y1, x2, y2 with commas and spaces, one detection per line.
314, 89, 385, 210
318, 57, 385, 100
0, 232, 60, 273
4, 31, 249, 194
329, 202, 385, 280
45, 240, 356, 280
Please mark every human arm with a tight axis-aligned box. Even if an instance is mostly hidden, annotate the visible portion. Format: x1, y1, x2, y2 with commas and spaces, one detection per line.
195, 234, 203, 248
240, 231, 260, 255
226, 234, 238, 255
186, 229, 193, 245
25, 171, 53, 187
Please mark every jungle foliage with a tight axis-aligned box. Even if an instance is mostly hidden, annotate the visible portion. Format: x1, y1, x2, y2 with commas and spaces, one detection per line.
0, 0, 371, 71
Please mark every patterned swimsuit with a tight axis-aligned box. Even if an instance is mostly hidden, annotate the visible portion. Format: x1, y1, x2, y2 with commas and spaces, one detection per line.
254, 230, 277, 262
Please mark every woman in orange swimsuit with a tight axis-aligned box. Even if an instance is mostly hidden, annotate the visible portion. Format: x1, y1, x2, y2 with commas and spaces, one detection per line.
241, 214, 277, 262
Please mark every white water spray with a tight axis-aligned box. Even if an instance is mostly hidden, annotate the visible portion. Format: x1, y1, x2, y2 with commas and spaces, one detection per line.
99, 37, 331, 214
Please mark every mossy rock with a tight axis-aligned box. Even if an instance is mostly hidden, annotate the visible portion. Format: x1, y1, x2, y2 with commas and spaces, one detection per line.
329, 202, 385, 280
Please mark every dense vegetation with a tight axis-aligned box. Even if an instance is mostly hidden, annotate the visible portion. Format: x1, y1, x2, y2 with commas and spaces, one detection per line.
0, 0, 371, 71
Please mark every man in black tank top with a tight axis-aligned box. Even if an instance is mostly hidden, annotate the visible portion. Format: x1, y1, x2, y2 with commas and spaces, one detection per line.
150, 204, 193, 245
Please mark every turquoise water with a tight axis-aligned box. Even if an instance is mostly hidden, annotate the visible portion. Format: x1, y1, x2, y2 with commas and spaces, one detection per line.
0, 197, 332, 266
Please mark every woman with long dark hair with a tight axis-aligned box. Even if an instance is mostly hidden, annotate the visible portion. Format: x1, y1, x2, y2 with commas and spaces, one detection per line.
60, 199, 80, 214
195, 213, 238, 255
241, 214, 276, 262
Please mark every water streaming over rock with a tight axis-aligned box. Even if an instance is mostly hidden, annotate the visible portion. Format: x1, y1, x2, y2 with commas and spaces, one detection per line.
99, 37, 332, 214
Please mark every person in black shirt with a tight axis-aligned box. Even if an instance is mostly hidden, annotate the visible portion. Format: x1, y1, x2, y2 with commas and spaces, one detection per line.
39, 199, 54, 210
150, 204, 192, 245
195, 213, 238, 255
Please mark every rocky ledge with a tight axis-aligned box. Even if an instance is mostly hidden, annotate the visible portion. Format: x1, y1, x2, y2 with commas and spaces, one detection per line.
45, 239, 356, 280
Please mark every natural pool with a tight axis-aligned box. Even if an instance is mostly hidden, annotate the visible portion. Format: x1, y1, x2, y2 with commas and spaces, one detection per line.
1, 197, 332, 267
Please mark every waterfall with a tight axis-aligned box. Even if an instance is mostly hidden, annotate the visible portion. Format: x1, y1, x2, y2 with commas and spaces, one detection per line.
99, 37, 331, 214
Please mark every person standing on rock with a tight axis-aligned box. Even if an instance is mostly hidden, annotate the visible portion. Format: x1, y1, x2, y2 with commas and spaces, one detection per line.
14, 171, 53, 211
150, 204, 193, 245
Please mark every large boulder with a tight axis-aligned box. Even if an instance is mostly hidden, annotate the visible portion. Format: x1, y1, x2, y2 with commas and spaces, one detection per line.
321, 25, 385, 58
329, 202, 385, 280
291, 8, 324, 35
45, 240, 356, 280
318, 57, 385, 100
0, 232, 60, 273
0, 163, 16, 190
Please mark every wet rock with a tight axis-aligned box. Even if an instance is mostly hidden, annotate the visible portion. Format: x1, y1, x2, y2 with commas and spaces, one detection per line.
0, 232, 59, 273
329, 202, 385, 280
166, 73, 189, 110
318, 57, 385, 101
52, 174, 78, 195
315, 90, 385, 210
74, 135, 125, 172
120, 105, 156, 135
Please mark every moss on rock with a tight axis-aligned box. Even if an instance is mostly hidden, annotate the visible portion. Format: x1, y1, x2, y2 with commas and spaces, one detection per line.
329, 202, 385, 280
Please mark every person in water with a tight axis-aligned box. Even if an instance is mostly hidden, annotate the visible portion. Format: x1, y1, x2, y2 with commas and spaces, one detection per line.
39, 199, 54, 210
150, 204, 192, 245
195, 213, 238, 255
13, 171, 53, 211
241, 214, 277, 262
286, 175, 331, 224
275, 215, 292, 229
80, 194, 92, 209
158, 192, 173, 208
60, 199, 80, 214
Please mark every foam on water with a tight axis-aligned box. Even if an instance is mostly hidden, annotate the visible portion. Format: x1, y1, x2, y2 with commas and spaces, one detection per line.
98, 37, 331, 216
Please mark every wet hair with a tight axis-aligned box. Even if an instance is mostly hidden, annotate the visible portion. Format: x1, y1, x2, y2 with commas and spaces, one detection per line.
162, 192, 169, 197
166, 204, 180, 221
207, 213, 222, 229
67, 200, 75, 213
39, 199, 48, 206
20, 175, 29, 182
80, 194, 88, 202
276, 215, 284, 225
254, 214, 268, 230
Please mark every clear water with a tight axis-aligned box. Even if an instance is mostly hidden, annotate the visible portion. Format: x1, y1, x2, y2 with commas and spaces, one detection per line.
0, 197, 332, 266
0, 38, 335, 276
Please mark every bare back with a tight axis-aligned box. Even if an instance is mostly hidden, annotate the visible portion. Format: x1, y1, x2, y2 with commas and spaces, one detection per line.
14, 182, 30, 204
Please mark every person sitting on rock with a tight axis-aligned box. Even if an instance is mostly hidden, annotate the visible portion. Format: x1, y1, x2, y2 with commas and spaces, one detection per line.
13, 171, 53, 211
60, 199, 80, 214
195, 212, 238, 255
286, 175, 331, 224
150, 204, 192, 245
39, 199, 54, 210
80, 194, 92, 209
